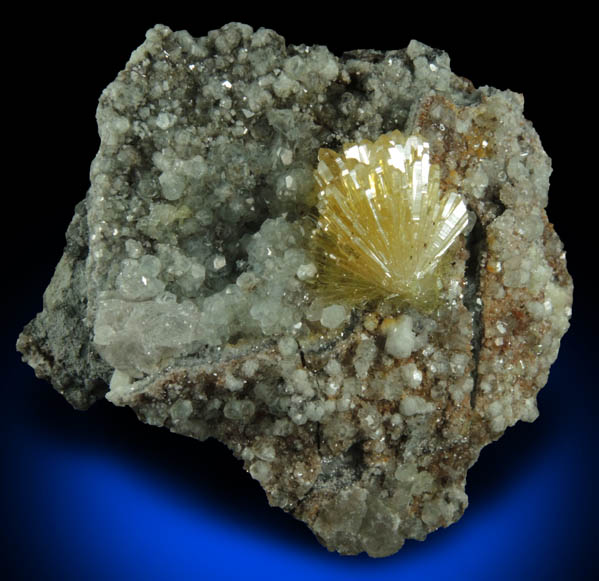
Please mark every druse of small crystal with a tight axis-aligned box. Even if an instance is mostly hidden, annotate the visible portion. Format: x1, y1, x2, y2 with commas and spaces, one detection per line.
17, 23, 572, 557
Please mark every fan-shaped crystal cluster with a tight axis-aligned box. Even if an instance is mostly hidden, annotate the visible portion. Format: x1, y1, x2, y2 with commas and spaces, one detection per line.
311, 131, 469, 308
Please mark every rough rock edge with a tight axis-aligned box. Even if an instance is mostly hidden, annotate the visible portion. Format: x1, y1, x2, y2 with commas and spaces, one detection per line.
17, 201, 110, 409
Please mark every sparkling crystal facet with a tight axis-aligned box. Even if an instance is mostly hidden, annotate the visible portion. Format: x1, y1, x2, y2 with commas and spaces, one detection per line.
311, 131, 469, 308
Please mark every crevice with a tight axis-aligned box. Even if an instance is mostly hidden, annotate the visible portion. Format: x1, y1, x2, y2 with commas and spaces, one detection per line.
310, 440, 366, 495
315, 422, 322, 453
291, 422, 323, 515
463, 216, 486, 408
299, 348, 307, 369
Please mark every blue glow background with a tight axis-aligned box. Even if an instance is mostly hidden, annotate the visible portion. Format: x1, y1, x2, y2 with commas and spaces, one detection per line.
5, 13, 596, 581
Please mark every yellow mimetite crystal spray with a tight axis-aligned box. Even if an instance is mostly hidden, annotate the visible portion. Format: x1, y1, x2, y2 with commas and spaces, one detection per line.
310, 130, 469, 310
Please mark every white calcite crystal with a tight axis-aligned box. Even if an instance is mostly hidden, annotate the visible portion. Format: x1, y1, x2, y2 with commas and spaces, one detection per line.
17, 24, 572, 557
384, 315, 416, 358
320, 305, 347, 329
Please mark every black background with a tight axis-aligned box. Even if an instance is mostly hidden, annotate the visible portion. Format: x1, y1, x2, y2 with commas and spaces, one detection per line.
4, 7, 595, 580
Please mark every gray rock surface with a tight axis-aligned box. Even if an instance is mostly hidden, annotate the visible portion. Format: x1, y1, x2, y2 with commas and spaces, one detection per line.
17, 23, 572, 556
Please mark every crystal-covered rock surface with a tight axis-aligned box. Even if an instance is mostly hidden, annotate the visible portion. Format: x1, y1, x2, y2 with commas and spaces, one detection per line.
17, 23, 572, 557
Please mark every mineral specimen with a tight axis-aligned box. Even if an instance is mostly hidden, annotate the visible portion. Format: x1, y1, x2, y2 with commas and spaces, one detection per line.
17, 23, 573, 557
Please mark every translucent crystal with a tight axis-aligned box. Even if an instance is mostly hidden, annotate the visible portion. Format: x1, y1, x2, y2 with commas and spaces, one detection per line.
311, 131, 469, 309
